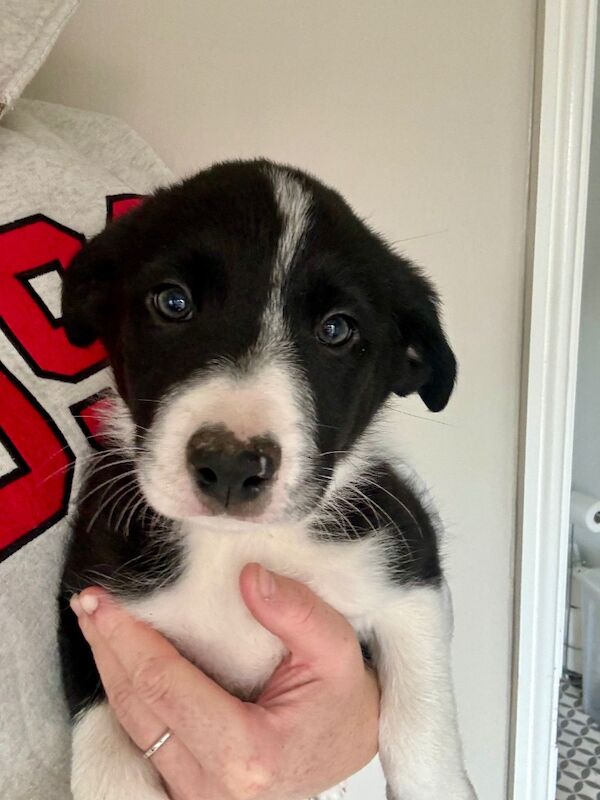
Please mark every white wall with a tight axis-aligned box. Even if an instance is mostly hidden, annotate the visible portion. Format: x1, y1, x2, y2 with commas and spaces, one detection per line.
572, 41, 600, 567
28, 2, 536, 797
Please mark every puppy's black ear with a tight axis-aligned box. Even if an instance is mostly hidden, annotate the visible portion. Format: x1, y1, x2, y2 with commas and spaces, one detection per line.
62, 237, 114, 347
392, 262, 457, 412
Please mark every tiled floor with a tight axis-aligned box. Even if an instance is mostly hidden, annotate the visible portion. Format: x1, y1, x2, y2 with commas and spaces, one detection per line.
557, 677, 600, 799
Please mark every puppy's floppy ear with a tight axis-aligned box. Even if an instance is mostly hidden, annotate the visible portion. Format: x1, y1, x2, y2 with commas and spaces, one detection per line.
62, 236, 115, 347
391, 260, 457, 412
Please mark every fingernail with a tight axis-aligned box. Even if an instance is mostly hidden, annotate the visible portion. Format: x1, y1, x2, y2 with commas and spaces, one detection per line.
80, 593, 100, 614
71, 592, 100, 616
257, 565, 276, 600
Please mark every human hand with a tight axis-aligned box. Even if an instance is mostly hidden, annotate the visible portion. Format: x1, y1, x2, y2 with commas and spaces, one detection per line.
70, 563, 380, 800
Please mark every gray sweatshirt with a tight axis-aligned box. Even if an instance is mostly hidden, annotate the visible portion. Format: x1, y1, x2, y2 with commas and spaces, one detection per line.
0, 4, 172, 797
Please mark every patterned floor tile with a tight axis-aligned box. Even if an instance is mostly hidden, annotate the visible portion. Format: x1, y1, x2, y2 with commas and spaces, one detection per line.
557, 677, 600, 800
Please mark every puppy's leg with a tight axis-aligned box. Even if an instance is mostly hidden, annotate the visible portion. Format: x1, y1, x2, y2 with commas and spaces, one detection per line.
371, 582, 476, 800
71, 701, 168, 800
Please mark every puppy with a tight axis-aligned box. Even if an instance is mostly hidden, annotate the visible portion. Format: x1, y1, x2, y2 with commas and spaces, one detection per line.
58, 160, 476, 800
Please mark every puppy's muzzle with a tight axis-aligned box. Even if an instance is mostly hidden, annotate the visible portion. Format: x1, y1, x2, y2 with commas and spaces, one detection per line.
186, 424, 281, 515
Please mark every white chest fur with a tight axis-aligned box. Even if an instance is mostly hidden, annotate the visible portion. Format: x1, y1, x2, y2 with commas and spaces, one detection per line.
126, 521, 390, 698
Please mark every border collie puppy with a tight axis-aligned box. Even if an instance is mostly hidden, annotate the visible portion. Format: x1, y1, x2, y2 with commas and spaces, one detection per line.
59, 160, 476, 800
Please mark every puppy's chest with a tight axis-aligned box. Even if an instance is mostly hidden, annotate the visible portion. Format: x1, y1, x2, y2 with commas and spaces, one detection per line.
125, 524, 386, 698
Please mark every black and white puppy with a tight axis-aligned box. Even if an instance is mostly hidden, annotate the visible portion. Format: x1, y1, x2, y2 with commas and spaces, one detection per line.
59, 160, 476, 800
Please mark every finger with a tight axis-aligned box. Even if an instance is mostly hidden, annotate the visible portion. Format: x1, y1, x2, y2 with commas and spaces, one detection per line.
239, 564, 364, 678
74, 589, 263, 787
72, 596, 217, 799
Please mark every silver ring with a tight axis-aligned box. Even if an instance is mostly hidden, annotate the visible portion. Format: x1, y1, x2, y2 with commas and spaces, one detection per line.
142, 729, 172, 759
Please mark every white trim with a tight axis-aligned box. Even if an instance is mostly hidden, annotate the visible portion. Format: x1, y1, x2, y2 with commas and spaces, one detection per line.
511, 1, 597, 798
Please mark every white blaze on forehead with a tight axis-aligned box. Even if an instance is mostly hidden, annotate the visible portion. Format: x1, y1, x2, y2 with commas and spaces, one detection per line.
256, 166, 312, 348
270, 166, 312, 284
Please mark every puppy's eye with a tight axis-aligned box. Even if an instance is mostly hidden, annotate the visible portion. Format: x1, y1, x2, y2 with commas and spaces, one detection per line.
152, 285, 193, 321
316, 314, 357, 347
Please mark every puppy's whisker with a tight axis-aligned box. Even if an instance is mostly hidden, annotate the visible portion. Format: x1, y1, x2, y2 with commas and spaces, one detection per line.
316, 449, 353, 459
38, 442, 77, 471
76, 469, 138, 507
40, 461, 73, 484
358, 475, 425, 541
385, 406, 454, 427
125, 496, 147, 538
81, 458, 134, 479
84, 473, 139, 532
110, 482, 143, 533
98, 479, 138, 531
40, 447, 133, 485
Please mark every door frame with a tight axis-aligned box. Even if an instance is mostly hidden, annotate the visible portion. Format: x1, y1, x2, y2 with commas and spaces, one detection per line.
511, 1, 597, 797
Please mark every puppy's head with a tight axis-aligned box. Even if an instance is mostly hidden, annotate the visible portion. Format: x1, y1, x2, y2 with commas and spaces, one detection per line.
63, 160, 455, 524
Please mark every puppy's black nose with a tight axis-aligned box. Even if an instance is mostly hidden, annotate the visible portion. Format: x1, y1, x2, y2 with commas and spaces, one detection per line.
187, 425, 281, 512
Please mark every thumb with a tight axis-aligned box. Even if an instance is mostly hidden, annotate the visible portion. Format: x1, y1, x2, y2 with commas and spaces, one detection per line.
239, 563, 362, 676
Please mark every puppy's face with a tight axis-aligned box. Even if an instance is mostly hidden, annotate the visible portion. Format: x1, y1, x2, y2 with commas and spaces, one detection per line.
63, 161, 455, 524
